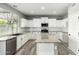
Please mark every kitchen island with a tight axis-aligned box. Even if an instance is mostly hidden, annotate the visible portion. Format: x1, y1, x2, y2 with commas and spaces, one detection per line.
36, 35, 60, 55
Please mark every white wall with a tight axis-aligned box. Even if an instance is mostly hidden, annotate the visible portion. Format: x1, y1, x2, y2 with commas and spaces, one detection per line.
68, 4, 79, 54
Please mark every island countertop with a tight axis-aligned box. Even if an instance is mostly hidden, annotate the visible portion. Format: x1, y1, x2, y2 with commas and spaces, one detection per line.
35, 35, 61, 43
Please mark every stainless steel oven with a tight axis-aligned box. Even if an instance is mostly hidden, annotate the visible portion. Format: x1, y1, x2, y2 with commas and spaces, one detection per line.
41, 23, 48, 27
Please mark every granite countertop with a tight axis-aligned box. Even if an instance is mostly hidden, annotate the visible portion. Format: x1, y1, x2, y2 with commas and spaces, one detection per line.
0, 36, 16, 41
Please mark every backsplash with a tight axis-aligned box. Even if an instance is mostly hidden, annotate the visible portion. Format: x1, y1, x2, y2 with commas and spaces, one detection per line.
21, 27, 68, 33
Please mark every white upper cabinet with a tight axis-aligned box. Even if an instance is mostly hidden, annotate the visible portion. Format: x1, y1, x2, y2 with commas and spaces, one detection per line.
20, 17, 67, 28
21, 18, 33, 27
33, 18, 41, 27
48, 19, 67, 27
41, 17, 48, 23
48, 19, 56, 27
56, 20, 67, 27
17, 35, 22, 50
27, 20, 33, 27
21, 18, 27, 27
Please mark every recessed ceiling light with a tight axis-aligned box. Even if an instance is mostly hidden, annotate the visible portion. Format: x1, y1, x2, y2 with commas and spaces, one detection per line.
41, 6, 45, 10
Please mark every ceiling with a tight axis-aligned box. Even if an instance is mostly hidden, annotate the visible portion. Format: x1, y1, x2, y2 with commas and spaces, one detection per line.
8, 3, 71, 18
0, 7, 10, 13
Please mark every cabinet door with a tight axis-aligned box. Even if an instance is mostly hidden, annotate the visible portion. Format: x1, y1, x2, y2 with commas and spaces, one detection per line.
33, 19, 41, 27
56, 21, 66, 27
32, 32, 41, 39
21, 18, 27, 27
0, 41, 6, 55
56, 32, 63, 40
31, 32, 36, 39
21, 34, 29, 45
41, 17, 48, 23
17, 35, 22, 50
37, 43, 54, 55
27, 20, 33, 27
69, 36, 78, 54
49, 19, 56, 27
21, 35, 25, 45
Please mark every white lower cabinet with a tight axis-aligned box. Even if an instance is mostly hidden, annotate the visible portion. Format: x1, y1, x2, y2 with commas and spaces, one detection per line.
36, 43, 54, 55
22, 34, 29, 45
17, 35, 22, 50
0, 41, 6, 55
17, 34, 29, 50
31, 32, 41, 39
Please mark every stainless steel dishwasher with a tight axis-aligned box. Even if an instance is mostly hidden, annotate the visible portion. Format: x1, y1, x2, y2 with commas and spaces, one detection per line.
6, 37, 16, 55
